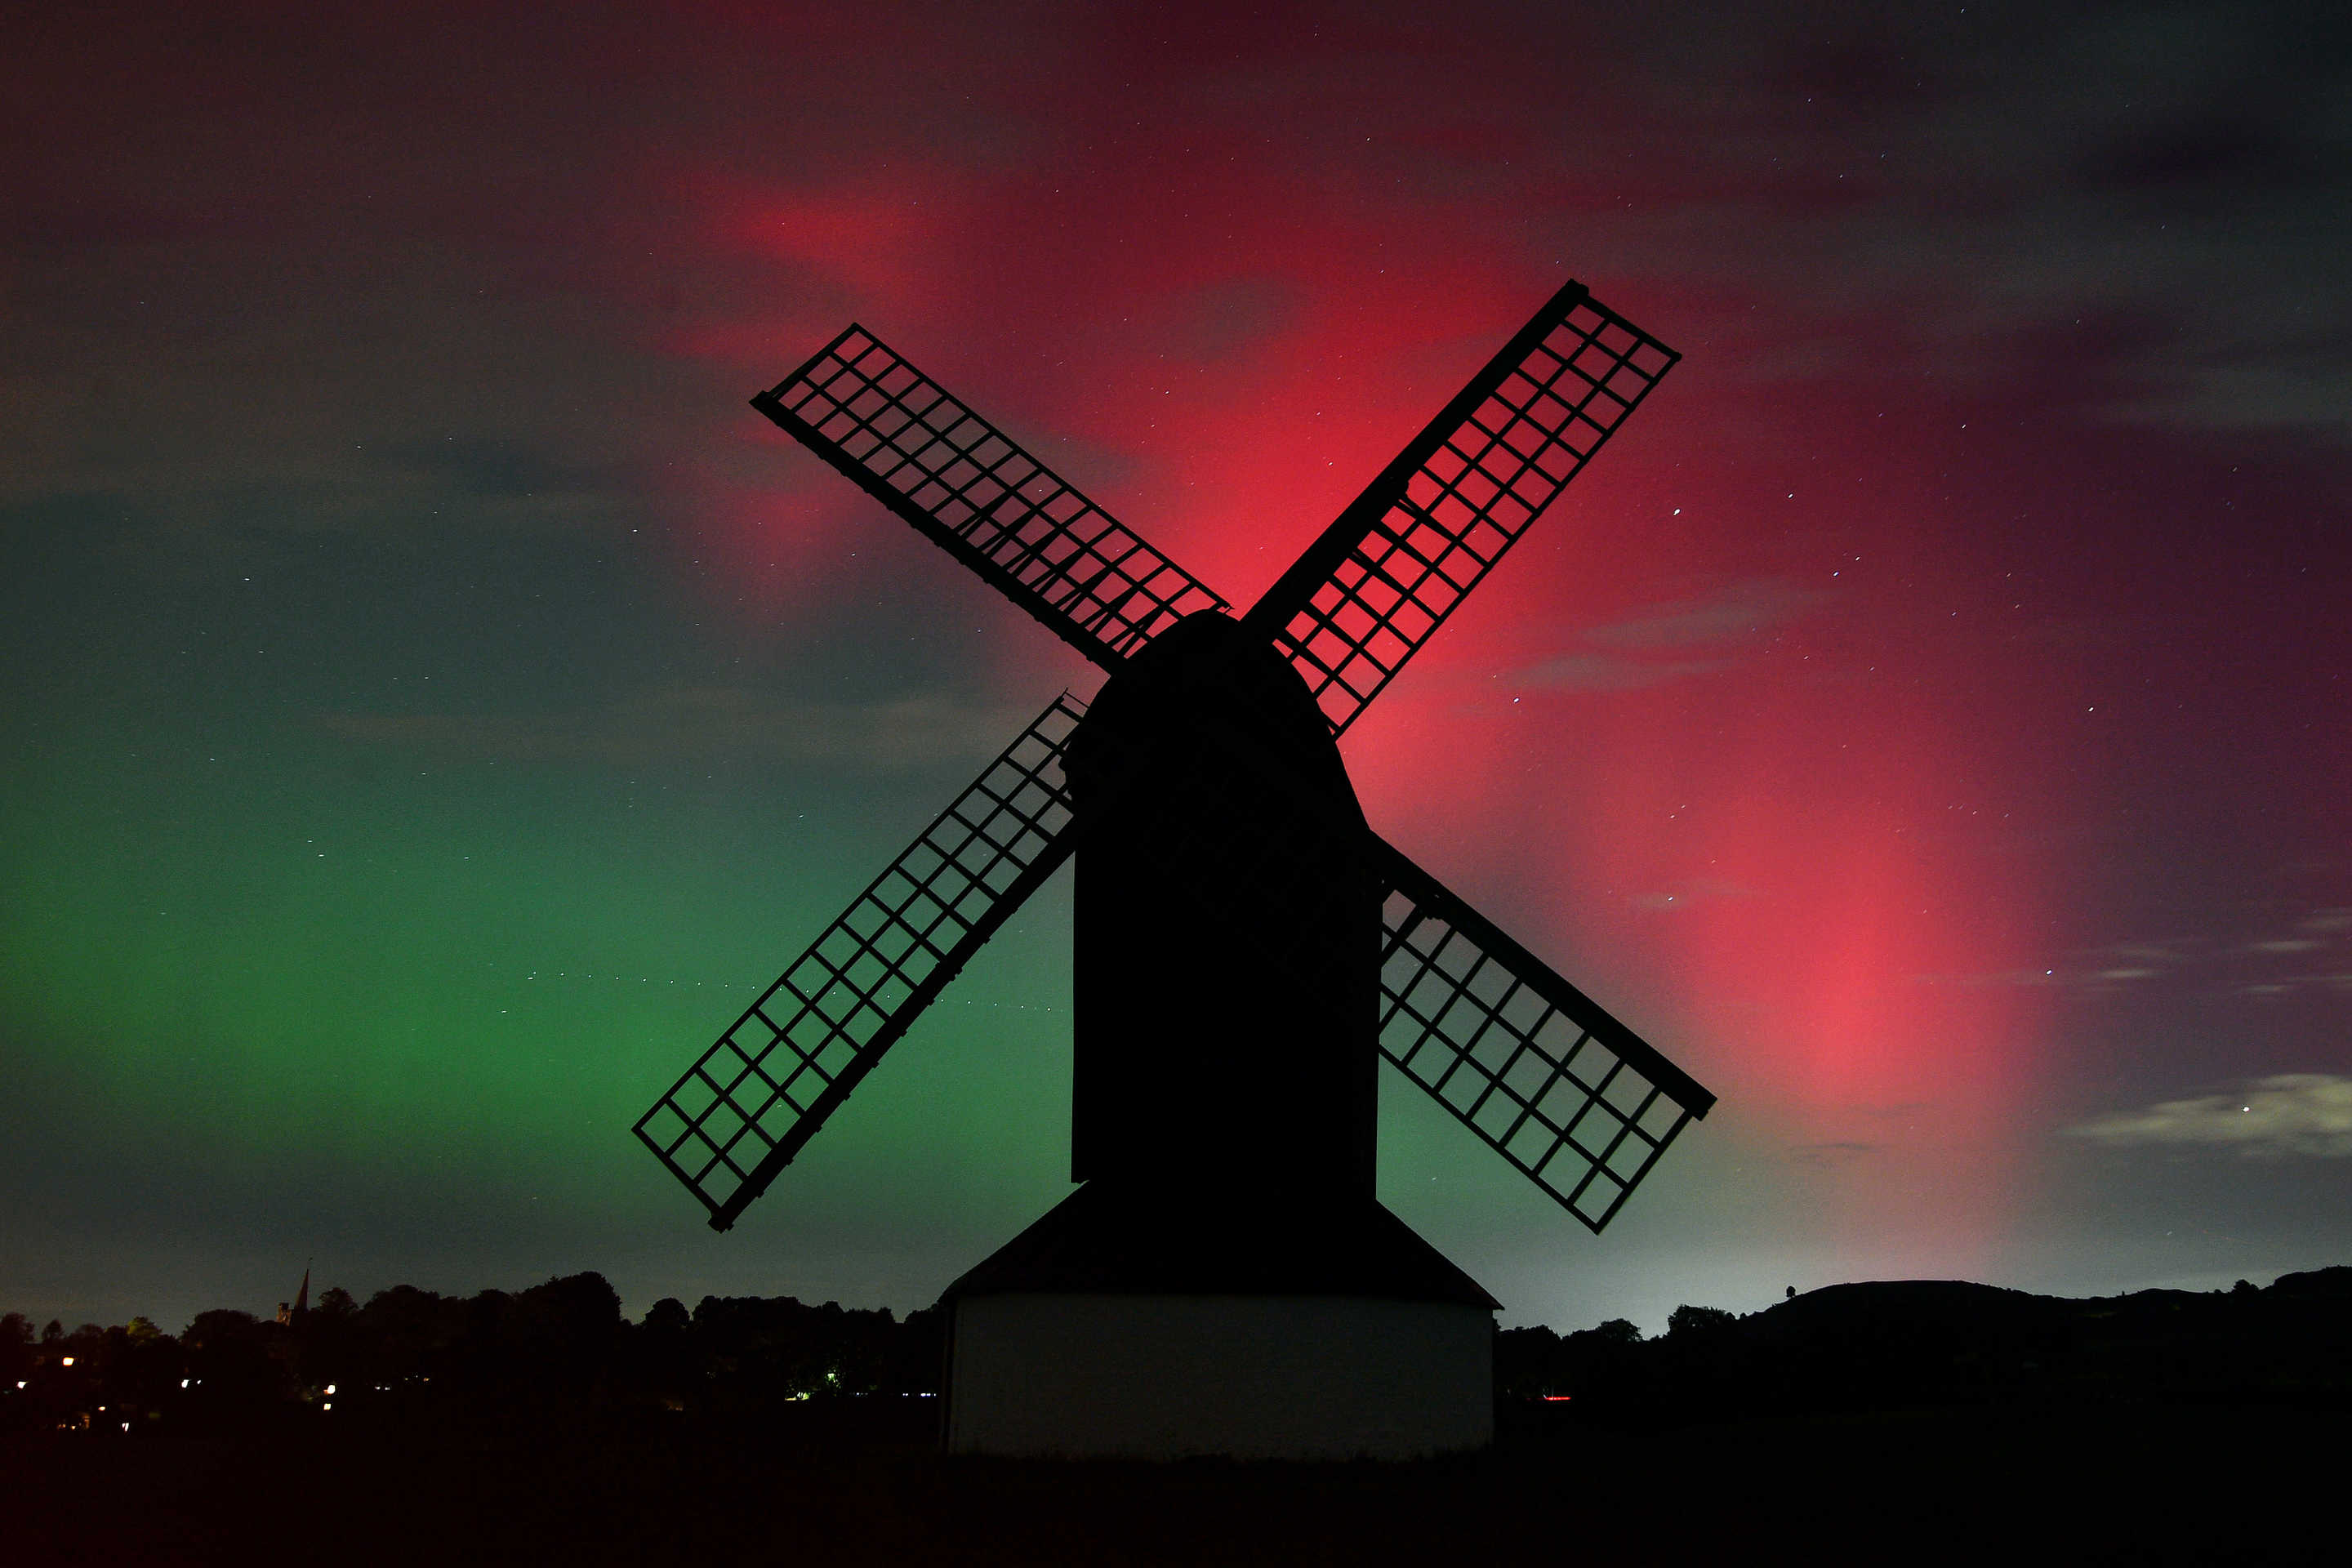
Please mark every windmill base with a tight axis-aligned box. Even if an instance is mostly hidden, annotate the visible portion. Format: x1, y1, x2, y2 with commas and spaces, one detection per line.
945, 1292, 1492, 1460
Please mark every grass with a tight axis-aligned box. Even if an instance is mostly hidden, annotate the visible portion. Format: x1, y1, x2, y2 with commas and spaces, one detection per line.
7, 1396, 2337, 1566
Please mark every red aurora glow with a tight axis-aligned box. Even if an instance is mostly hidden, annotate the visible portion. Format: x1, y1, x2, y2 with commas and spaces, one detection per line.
665, 154, 2082, 1266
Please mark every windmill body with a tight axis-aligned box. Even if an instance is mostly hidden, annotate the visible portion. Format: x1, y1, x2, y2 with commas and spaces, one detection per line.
635, 281, 1718, 1459
947, 610, 1480, 1458
1067, 610, 1376, 1192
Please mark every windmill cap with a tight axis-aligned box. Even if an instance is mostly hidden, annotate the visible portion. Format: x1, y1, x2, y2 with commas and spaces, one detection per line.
1064, 609, 1356, 806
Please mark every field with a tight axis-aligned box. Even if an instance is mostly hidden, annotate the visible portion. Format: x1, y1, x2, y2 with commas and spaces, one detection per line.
9, 1396, 2338, 1566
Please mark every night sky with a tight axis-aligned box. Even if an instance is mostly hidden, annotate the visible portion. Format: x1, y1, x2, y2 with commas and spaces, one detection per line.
7, 2, 2348, 1337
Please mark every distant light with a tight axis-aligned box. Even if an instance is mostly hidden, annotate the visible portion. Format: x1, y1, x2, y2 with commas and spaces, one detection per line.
322, 1402, 332, 1411
325, 1384, 336, 1395
14, 1381, 23, 1390
1544, 1395, 1573, 1402
121, 1422, 131, 1432
180, 1379, 189, 1389
60, 1357, 73, 1367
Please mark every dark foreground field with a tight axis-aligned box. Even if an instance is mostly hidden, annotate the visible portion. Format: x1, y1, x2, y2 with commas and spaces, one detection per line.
8, 1396, 2341, 1567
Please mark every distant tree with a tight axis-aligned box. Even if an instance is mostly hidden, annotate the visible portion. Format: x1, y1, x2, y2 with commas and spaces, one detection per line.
42, 1320, 63, 1344
1494, 1325, 1564, 1400
511, 1272, 623, 1376
688, 1292, 919, 1402
1527, 1317, 1649, 1406
0, 1312, 32, 1391
65, 1324, 109, 1368
296, 1287, 368, 1392
1668, 1304, 1736, 1338
359, 1285, 461, 1386
627, 1295, 699, 1409
183, 1309, 289, 1406
425, 1273, 628, 1404
891, 1304, 947, 1396
102, 1319, 185, 1413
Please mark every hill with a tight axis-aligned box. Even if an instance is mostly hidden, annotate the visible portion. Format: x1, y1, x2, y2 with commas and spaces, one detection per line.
1497, 1267, 2352, 1421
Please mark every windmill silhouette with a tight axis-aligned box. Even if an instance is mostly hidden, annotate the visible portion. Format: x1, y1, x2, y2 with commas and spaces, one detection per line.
635, 279, 1717, 1458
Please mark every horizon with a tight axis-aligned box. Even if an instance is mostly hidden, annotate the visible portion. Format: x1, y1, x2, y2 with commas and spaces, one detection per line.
11, 1250, 2340, 1348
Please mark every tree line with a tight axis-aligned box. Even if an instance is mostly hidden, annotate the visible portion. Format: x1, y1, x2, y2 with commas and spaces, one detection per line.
8, 1263, 2345, 1437
1, 1274, 942, 1435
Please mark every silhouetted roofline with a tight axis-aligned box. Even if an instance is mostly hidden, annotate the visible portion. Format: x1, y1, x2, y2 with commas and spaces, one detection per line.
944, 1181, 1499, 1308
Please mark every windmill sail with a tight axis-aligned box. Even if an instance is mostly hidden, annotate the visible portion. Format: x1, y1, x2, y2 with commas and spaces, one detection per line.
755, 327, 1227, 670
1369, 835, 1713, 1231
649, 281, 1714, 1244
635, 693, 1088, 1229
1242, 283, 1679, 735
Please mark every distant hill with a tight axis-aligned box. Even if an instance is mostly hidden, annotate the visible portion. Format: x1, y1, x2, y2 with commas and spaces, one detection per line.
1499, 1267, 2352, 1423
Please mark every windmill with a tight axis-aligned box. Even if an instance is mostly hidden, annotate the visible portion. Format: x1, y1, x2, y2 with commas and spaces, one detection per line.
635, 279, 1717, 1459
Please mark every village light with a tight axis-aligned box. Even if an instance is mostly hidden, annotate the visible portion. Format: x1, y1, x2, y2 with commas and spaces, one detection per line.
324, 1383, 336, 1395
59, 1356, 73, 1367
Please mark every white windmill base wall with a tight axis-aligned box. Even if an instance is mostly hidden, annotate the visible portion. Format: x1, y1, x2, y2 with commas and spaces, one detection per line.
947, 1293, 1493, 1460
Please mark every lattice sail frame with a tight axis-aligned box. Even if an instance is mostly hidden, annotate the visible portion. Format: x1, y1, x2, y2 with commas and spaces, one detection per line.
755, 326, 1227, 671
1248, 285, 1681, 736
1369, 837, 1716, 1231
635, 693, 1088, 1229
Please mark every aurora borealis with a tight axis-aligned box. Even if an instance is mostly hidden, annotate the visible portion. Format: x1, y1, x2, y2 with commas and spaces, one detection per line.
5, 2, 2348, 1335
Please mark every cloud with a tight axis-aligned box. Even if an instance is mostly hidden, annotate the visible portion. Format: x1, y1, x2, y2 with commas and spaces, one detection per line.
2064, 1074, 2352, 1158
1583, 579, 1832, 651
2034, 908, 2352, 997
319, 688, 1038, 769
1512, 577, 1829, 691
1512, 652, 1731, 692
